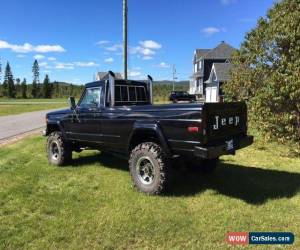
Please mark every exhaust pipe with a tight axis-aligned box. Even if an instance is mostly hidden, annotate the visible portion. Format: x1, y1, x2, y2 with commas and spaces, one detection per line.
108, 71, 115, 107
147, 75, 153, 104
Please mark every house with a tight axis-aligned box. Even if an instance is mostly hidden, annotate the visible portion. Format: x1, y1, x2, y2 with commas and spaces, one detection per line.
96, 72, 123, 81
190, 41, 235, 101
205, 62, 232, 102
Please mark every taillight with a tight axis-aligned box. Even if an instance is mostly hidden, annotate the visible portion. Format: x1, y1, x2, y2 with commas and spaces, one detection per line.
187, 126, 200, 133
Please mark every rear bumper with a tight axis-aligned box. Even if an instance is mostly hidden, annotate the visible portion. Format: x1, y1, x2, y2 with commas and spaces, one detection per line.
194, 135, 253, 159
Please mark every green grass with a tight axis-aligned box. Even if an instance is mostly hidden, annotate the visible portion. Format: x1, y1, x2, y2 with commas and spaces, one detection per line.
0, 137, 299, 249
0, 99, 67, 116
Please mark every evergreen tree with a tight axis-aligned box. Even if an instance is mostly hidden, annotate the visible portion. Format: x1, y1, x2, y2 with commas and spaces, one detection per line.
32, 60, 40, 98
4, 62, 15, 98
15, 78, 21, 97
21, 78, 27, 99
42, 74, 52, 98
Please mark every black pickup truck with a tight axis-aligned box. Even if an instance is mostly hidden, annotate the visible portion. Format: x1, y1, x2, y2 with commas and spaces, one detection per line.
44, 71, 253, 194
169, 91, 196, 103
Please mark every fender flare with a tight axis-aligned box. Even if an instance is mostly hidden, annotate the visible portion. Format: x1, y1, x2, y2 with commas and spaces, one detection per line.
128, 121, 171, 157
46, 121, 67, 139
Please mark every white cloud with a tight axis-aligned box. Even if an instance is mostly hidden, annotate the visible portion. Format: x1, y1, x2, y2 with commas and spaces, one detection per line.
221, 0, 237, 5
157, 62, 170, 68
130, 46, 156, 57
74, 61, 99, 67
201, 27, 224, 36
106, 44, 122, 52
34, 45, 65, 53
97, 40, 110, 45
39, 62, 48, 68
139, 40, 162, 49
129, 40, 162, 60
17, 54, 26, 58
55, 62, 74, 70
104, 57, 114, 63
34, 54, 45, 60
48, 57, 56, 61
0, 40, 65, 53
129, 70, 142, 77
54, 61, 98, 70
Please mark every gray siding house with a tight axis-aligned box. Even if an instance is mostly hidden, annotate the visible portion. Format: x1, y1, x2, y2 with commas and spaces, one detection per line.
96, 72, 123, 81
190, 41, 235, 102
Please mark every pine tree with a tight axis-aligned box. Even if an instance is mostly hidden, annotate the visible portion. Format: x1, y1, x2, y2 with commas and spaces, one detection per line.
4, 62, 15, 98
21, 78, 27, 99
15, 78, 21, 98
32, 60, 39, 98
42, 74, 52, 98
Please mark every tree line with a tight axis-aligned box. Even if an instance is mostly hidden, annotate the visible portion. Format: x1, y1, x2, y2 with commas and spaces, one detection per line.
0, 60, 84, 99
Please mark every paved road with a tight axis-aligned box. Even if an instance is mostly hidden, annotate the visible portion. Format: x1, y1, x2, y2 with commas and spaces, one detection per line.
0, 109, 60, 142
0, 102, 65, 105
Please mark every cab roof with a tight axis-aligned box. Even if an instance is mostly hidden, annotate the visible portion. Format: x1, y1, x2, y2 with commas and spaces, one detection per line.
85, 79, 148, 88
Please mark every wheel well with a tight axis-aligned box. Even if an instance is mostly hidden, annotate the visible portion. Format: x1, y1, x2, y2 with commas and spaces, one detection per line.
46, 124, 61, 135
129, 129, 160, 152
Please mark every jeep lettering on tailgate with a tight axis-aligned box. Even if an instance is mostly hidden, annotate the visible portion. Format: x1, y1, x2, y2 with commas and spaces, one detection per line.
213, 115, 240, 130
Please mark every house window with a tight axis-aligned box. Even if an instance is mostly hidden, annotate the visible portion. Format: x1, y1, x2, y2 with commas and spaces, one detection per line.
199, 60, 202, 69
194, 63, 198, 73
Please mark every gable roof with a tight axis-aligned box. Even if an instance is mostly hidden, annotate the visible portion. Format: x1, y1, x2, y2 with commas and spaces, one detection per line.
96, 72, 123, 80
195, 49, 211, 60
213, 63, 232, 81
195, 41, 235, 61
204, 42, 235, 59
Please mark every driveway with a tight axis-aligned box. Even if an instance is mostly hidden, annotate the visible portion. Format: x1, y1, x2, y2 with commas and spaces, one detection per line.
0, 109, 60, 143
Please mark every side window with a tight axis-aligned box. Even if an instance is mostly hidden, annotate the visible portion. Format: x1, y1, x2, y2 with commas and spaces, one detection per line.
79, 87, 101, 108
121, 86, 128, 102
136, 87, 147, 102
115, 86, 121, 102
128, 86, 137, 102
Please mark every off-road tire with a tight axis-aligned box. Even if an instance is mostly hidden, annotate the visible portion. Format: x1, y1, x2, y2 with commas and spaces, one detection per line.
129, 142, 171, 195
47, 131, 72, 166
187, 158, 219, 174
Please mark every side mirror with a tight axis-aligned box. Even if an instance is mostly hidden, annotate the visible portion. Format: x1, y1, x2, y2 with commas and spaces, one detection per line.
68, 96, 76, 110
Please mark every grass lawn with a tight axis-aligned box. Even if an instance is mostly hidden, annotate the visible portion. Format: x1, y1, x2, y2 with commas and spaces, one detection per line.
0, 136, 299, 249
0, 99, 67, 116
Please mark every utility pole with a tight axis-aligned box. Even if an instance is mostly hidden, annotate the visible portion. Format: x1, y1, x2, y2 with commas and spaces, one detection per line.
0, 57, 2, 84
172, 64, 177, 91
123, 0, 128, 80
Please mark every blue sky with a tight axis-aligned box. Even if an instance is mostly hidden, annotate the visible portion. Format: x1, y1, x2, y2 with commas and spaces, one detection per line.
0, 0, 275, 84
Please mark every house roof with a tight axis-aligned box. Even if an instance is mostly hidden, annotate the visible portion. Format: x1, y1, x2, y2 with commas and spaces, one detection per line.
96, 72, 123, 80
195, 41, 235, 61
214, 63, 232, 81
195, 49, 211, 60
